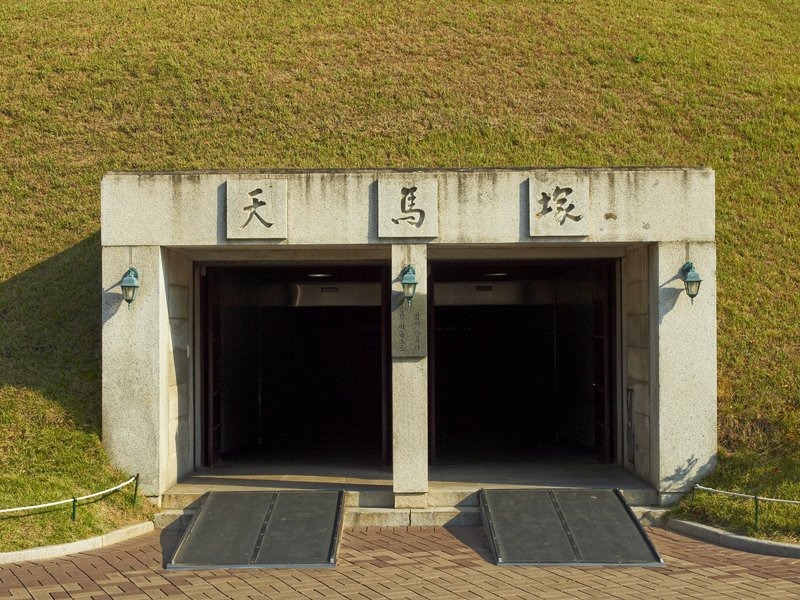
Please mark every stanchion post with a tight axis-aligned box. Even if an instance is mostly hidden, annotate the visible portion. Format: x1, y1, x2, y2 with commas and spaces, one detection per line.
71, 498, 77, 522
754, 496, 760, 528
132, 474, 140, 506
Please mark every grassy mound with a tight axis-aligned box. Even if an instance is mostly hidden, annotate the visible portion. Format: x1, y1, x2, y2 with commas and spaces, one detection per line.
1, 0, 797, 549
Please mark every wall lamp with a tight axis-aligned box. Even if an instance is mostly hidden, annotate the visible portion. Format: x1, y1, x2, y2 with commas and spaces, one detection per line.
681, 262, 702, 304
400, 266, 418, 307
120, 267, 140, 307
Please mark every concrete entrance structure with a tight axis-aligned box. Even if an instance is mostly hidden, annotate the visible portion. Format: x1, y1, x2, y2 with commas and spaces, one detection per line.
101, 168, 717, 507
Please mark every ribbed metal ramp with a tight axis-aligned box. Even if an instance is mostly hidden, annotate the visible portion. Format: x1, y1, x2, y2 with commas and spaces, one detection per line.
168, 491, 344, 569
479, 488, 663, 566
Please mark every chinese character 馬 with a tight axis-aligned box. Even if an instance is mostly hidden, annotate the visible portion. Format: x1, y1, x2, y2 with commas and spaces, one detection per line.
391, 186, 425, 228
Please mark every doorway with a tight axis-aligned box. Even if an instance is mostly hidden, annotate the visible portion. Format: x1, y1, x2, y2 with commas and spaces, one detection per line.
428, 260, 617, 466
199, 265, 391, 468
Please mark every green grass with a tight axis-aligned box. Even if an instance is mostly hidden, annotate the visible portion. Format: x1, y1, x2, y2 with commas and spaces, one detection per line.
669, 450, 800, 543
1, 0, 798, 549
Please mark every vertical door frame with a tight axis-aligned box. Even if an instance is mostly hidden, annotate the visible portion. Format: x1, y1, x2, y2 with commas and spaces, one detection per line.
381, 266, 392, 465
199, 266, 222, 467
427, 261, 437, 465
592, 261, 617, 464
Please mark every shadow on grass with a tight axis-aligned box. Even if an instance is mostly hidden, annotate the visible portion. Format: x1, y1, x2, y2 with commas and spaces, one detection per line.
0, 231, 102, 434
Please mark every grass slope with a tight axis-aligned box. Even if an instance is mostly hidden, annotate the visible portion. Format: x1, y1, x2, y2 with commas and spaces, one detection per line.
0, 1, 798, 549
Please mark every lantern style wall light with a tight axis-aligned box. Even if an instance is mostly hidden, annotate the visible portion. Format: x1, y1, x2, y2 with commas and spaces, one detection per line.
400, 266, 418, 307
681, 262, 702, 304
120, 267, 140, 307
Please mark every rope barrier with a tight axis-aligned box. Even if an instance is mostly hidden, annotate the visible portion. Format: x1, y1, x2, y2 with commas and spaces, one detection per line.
0, 475, 140, 521
692, 483, 800, 528
694, 484, 800, 505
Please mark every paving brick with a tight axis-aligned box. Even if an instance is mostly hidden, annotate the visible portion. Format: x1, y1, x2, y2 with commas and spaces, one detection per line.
2, 528, 800, 598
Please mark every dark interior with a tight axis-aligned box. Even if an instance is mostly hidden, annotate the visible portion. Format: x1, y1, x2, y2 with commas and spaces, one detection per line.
208, 266, 387, 465
202, 261, 614, 468
431, 261, 613, 464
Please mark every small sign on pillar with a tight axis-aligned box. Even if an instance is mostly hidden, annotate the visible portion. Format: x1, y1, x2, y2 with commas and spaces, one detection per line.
393, 301, 427, 357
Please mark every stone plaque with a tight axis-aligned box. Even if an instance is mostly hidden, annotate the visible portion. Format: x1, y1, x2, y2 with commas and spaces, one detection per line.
529, 173, 589, 237
378, 175, 438, 238
226, 179, 288, 239
392, 301, 427, 357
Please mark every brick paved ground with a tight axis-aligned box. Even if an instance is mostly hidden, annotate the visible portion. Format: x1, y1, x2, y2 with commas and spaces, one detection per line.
1, 527, 799, 599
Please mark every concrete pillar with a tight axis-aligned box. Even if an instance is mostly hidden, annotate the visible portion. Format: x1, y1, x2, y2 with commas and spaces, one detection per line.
101, 245, 167, 497
653, 241, 717, 505
391, 244, 429, 508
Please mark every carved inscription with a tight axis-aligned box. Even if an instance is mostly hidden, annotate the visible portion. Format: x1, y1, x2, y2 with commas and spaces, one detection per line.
242, 188, 274, 229
226, 179, 287, 239
537, 186, 584, 225
378, 176, 438, 238
391, 186, 425, 228
529, 175, 589, 237
393, 301, 426, 357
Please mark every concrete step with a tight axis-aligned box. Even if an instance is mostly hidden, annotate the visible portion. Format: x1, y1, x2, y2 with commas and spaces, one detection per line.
161, 490, 395, 509
345, 491, 394, 508
344, 507, 482, 527
617, 488, 659, 506
629, 506, 668, 527
154, 509, 195, 530
161, 493, 205, 510
156, 503, 663, 531
161, 486, 658, 510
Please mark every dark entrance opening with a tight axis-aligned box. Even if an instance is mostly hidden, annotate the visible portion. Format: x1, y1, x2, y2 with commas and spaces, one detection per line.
200, 265, 391, 467
429, 260, 616, 465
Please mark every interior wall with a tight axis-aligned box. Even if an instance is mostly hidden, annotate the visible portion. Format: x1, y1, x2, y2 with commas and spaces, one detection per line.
434, 304, 557, 459
432, 264, 603, 460
214, 269, 384, 461
624, 245, 652, 483
219, 270, 260, 453
554, 271, 595, 449
257, 306, 382, 457
164, 249, 194, 487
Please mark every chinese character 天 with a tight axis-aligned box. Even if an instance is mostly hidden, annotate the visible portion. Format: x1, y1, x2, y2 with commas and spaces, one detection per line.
242, 188, 274, 229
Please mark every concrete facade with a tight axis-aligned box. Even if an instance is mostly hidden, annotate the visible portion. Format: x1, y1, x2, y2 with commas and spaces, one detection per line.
101, 168, 717, 505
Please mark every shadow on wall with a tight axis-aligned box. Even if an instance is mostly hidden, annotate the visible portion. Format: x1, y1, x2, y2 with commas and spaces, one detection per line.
0, 232, 102, 434
658, 266, 685, 324
662, 454, 717, 491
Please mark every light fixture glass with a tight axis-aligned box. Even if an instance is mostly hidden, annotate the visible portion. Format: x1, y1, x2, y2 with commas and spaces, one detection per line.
681, 262, 702, 304
121, 267, 140, 306
308, 273, 332, 278
401, 266, 418, 306
485, 272, 508, 277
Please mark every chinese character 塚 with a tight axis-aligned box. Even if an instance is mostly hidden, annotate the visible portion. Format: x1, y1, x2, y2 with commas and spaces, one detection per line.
242, 188, 273, 229
537, 186, 583, 225
391, 186, 425, 228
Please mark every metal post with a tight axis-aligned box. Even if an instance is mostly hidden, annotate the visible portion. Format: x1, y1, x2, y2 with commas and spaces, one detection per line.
71, 498, 77, 522
132, 474, 140, 506
754, 496, 760, 528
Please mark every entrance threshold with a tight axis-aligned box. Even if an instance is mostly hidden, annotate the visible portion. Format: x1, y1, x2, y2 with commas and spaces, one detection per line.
164, 457, 656, 507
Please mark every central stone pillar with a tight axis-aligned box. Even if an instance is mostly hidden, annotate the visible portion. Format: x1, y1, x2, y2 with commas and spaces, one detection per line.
391, 244, 429, 508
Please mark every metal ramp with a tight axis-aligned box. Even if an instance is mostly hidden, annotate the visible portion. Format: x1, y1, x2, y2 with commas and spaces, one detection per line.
168, 491, 344, 569
479, 488, 663, 566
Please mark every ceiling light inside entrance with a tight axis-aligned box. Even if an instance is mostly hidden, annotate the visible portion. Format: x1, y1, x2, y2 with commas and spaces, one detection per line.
485, 272, 508, 277
308, 273, 332, 278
